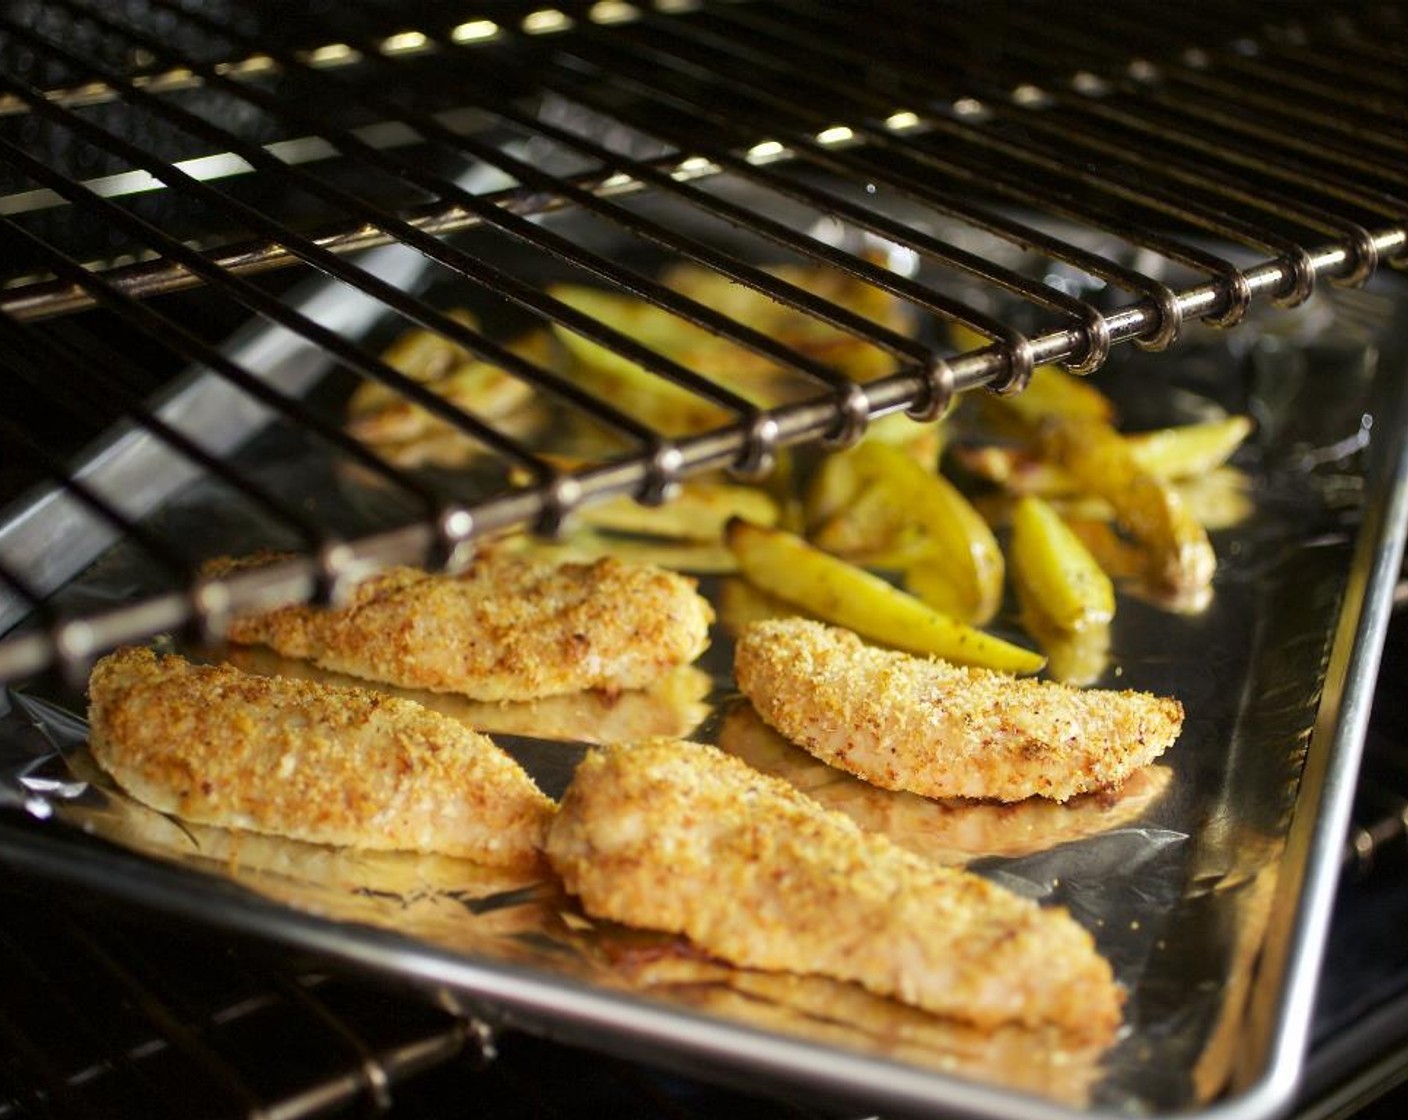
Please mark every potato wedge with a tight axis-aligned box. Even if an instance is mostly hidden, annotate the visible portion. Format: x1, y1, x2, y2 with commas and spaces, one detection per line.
949, 443, 1072, 494
667, 259, 910, 383
948, 324, 1116, 425
1041, 469, 1251, 535
1009, 495, 1115, 633
1018, 609, 1111, 688
725, 518, 1044, 674
716, 574, 800, 635
808, 479, 928, 562
804, 451, 865, 534
903, 555, 986, 623
377, 308, 482, 383
1039, 416, 1215, 594
806, 442, 1004, 624
992, 364, 1117, 427
1060, 518, 1146, 583
954, 415, 1254, 496
549, 285, 735, 435
550, 263, 908, 435
348, 322, 548, 446
1123, 415, 1254, 480
577, 479, 780, 541
1173, 467, 1254, 531
517, 527, 739, 574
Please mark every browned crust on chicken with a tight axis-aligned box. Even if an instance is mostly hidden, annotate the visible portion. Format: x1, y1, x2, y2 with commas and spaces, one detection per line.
718, 704, 1174, 863
546, 737, 1123, 1039
206, 551, 714, 702
734, 618, 1182, 802
88, 647, 554, 867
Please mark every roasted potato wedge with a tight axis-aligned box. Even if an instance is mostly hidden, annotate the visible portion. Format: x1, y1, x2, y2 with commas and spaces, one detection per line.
1172, 466, 1254, 532
953, 415, 1254, 495
549, 263, 910, 436
1039, 416, 1216, 594
348, 321, 549, 446
725, 517, 1043, 674
716, 574, 801, 635
516, 527, 739, 574
576, 479, 781, 541
948, 324, 1116, 424
1009, 495, 1115, 633
805, 441, 1004, 624
549, 284, 737, 435
990, 363, 1117, 427
1018, 609, 1112, 688
1123, 415, 1254, 480
667, 259, 909, 383
808, 479, 919, 562
373, 308, 482, 384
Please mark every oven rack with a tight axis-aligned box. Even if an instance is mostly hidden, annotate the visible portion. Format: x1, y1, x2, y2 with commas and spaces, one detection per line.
0, 870, 487, 1120
0, 860, 864, 1120
0, 0, 1405, 684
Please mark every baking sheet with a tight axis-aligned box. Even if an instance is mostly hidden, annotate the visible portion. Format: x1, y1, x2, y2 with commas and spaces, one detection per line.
1, 264, 1406, 1118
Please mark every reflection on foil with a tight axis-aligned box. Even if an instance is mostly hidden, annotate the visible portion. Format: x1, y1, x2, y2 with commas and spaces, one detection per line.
717, 702, 1177, 865
597, 932, 1112, 1108
1, 692, 95, 816
219, 646, 713, 747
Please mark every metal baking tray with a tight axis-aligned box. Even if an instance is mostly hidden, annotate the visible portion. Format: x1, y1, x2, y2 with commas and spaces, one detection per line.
2, 228, 1407, 1119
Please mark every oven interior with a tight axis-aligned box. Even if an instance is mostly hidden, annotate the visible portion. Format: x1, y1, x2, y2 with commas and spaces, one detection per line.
2, 2, 1407, 1118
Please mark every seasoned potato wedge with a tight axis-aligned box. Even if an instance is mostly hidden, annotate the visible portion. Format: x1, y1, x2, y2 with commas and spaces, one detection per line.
1123, 415, 1254, 480
808, 479, 929, 564
1010, 495, 1115, 633
373, 308, 482, 384
725, 518, 1043, 674
948, 324, 1116, 425
716, 574, 801, 635
577, 479, 781, 541
805, 441, 1004, 624
1039, 416, 1216, 594
516, 527, 739, 574
953, 415, 1254, 496
549, 284, 738, 435
549, 263, 910, 436
348, 320, 548, 445
667, 259, 910, 383
990, 364, 1118, 427
1171, 467, 1254, 532
1019, 610, 1112, 688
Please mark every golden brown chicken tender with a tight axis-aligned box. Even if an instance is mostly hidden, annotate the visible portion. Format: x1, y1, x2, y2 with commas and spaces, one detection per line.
208, 550, 714, 702
546, 737, 1122, 1039
88, 647, 554, 867
734, 618, 1182, 802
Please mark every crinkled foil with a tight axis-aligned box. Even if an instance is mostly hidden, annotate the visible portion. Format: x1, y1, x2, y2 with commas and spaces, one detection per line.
0, 285, 1401, 1117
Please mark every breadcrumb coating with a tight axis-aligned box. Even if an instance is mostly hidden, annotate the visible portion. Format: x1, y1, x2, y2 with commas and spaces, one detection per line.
546, 737, 1122, 1038
88, 647, 554, 867
734, 618, 1182, 802
208, 551, 714, 702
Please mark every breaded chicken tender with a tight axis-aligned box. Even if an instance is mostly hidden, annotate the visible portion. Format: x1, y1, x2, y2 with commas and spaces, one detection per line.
735, 618, 1182, 802
546, 738, 1122, 1038
88, 647, 554, 867
207, 551, 713, 702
